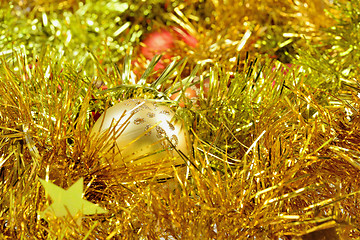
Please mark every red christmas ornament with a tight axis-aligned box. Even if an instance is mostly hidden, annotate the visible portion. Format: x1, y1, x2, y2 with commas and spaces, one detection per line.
170, 78, 209, 107
171, 26, 198, 48
170, 86, 197, 108
139, 27, 198, 72
140, 29, 174, 61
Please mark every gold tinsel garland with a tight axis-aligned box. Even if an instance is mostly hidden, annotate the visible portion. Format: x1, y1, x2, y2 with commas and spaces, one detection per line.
1, 0, 360, 239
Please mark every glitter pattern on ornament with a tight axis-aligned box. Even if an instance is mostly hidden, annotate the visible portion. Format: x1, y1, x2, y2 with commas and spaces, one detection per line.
91, 99, 190, 168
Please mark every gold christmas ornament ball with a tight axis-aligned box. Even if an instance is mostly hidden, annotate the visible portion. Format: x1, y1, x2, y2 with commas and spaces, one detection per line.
90, 99, 191, 167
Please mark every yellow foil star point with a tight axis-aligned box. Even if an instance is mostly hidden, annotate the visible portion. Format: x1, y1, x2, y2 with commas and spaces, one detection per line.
39, 178, 107, 219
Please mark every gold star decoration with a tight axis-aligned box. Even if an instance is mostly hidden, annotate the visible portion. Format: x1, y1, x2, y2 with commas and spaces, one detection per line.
39, 178, 107, 219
